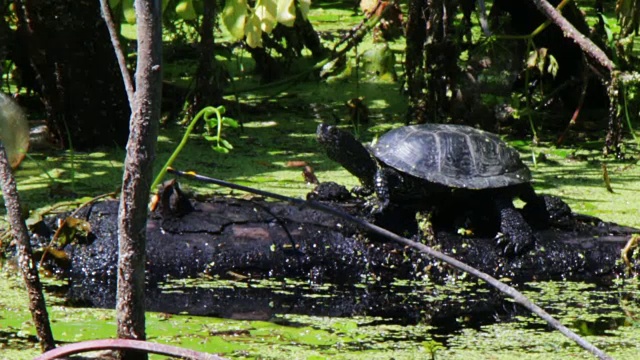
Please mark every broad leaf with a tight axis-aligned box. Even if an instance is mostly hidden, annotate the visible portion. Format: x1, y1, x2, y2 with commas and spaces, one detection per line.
255, 0, 277, 33
276, 0, 296, 27
123, 0, 136, 24
299, 0, 311, 19
222, 0, 249, 40
176, 0, 197, 20
245, 12, 263, 48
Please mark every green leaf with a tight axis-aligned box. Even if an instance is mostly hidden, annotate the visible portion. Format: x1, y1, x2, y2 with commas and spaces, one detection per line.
547, 54, 559, 78
109, 0, 121, 9
205, 119, 218, 129
176, 0, 197, 20
120, 23, 137, 40
222, 117, 239, 128
203, 135, 220, 142
222, 0, 248, 40
298, 0, 311, 19
123, 0, 136, 24
255, 0, 277, 33
212, 146, 230, 154
526, 50, 537, 69
245, 12, 263, 48
276, 0, 296, 27
220, 138, 234, 150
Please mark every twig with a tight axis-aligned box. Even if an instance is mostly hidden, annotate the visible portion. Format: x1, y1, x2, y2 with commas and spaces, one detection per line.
99, 0, 135, 106
557, 63, 589, 145
33, 339, 227, 360
167, 168, 614, 360
530, 0, 614, 73
0, 143, 55, 351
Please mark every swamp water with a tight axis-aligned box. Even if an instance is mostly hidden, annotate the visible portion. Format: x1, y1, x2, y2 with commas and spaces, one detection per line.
1, 268, 640, 359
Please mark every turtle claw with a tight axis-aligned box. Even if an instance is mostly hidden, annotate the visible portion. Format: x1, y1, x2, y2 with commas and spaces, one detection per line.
494, 231, 533, 256
366, 198, 389, 215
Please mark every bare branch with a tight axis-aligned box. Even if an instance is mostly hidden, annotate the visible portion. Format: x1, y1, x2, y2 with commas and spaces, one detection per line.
99, 0, 135, 106
530, 0, 615, 74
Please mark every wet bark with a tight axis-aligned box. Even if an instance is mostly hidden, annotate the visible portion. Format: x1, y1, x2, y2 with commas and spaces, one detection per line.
14, 0, 130, 150
54, 189, 638, 315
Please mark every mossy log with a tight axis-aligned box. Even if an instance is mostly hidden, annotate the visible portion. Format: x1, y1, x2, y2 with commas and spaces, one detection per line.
40, 180, 638, 317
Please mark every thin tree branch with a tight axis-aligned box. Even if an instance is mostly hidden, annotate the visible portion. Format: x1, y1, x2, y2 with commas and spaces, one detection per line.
34, 339, 227, 360
0, 141, 55, 351
99, 0, 135, 106
530, 0, 615, 74
167, 168, 614, 360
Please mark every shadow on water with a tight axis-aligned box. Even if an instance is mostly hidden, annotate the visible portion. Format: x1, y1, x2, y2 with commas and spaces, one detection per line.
53, 273, 633, 349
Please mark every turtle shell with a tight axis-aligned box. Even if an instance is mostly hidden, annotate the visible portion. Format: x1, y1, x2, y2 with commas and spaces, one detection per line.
371, 124, 531, 189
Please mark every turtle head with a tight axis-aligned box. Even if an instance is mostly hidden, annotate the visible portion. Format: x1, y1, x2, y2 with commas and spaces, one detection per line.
316, 123, 377, 189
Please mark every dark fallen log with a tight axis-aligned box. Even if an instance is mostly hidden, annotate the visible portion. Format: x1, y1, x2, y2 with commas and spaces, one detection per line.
37, 181, 638, 319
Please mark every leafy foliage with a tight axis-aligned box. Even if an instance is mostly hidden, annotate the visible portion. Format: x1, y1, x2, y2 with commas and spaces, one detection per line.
222, 0, 311, 47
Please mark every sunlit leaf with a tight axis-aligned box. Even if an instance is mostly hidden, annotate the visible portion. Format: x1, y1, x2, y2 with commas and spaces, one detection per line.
220, 139, 234, 150
123, 0, 136, 24
276, 0, 296, 27
120, 23, 137, 40
212, 145, 230, 154
222, 117, 239, 128
255, 0, 277, 33
203, 135, 220, 142
222, 0, 248, 40
176, 0, 197, 20
547, 54, 559, 78
245, 12, 263, 48
536, 48, 548, 74
526, 50, 537, 69
298, 0, 311, 19
56, 217, 91, 247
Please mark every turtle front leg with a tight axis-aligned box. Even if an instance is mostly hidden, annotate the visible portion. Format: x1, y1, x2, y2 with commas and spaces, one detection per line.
369, 167, 405, 213
371, 168, 392, 213
493, 196, 534, 256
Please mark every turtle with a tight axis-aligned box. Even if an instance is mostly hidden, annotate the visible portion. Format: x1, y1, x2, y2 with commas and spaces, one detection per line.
316, 123, 548, 255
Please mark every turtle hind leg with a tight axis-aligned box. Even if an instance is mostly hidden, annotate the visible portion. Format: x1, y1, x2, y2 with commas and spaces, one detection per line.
518, 184, 550, 225
493, 196, 535, 256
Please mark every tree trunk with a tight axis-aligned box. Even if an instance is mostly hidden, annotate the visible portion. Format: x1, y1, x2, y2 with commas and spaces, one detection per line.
188, 0, 223, 119
405, 0, 428, 124
405, 0, 459, 124
0, 142, 55, 351
14, 0, 130, 150
115, 1, 162, 359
